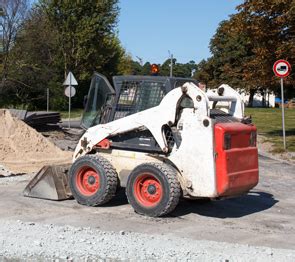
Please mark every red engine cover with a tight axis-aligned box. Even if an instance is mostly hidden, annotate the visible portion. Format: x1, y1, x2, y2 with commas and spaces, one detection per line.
214, 123, 259, 197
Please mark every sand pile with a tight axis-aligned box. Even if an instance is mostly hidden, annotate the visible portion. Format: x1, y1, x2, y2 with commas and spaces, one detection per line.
0, 109, 72, 173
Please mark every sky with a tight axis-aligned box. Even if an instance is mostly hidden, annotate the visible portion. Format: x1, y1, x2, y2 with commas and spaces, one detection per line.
118, 0, 243, 64
29, 0, 243, 65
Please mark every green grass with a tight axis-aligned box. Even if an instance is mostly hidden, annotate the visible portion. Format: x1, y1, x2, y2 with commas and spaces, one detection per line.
59, 108, 84, 119
245, 108, 295, 152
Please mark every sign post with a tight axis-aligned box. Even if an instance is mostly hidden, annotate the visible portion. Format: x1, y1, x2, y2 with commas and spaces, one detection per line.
63, 71, 78, 128
46, 88, 49, 112
273, 59, 291, 150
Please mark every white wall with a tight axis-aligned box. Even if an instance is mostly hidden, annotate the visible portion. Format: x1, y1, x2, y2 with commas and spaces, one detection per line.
239, 90, 275, 108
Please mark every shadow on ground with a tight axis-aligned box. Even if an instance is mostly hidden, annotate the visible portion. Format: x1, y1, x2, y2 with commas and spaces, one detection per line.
171, 191, 278, 218
100, 189, 278, 219
102, 188, 129, 207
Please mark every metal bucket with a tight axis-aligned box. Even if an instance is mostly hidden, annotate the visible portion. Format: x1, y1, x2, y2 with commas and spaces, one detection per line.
23, 164, 72, 200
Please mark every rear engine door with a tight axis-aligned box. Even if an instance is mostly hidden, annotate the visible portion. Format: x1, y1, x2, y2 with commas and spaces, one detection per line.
214, 123, 259, 196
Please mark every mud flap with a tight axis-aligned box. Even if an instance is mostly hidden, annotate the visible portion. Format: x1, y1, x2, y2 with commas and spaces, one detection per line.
23, 164, 72, 200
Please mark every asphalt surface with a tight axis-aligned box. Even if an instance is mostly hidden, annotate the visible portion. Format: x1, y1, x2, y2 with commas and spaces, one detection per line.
0, 155, 294, 251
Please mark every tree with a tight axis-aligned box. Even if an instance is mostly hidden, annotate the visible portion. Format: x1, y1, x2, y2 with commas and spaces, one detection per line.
0, 0, 29, 92
42, 0, 120, 78
232, 0, 295, 103
141, 62, 152, 75
196, 0, 295, 106
5, 5, 61, 109
174, 60, 197, 78
160, 59, 197, 78
160, 58, 174, 76
1, 0, 126, 110
38, 0, 124, 109
194, 58, 215, 86
236, 0, 295, 94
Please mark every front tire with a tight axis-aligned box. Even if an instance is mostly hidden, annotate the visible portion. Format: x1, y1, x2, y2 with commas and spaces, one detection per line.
69, 154, 118, 206
126, 162, 181, 217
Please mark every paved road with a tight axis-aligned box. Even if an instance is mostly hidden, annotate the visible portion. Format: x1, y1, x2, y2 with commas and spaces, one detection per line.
0, 155, 294, 249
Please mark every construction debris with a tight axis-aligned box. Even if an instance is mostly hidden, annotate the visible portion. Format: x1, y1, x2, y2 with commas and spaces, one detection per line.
0, 164, 12, 177
8, 109, 61, 127
0, 109, 72, 174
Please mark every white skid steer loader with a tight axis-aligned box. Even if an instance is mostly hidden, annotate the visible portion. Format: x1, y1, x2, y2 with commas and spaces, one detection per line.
24, 73, 259, 217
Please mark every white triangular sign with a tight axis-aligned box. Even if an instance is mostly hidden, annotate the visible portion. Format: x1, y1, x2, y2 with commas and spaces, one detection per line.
63, 71, 78, 86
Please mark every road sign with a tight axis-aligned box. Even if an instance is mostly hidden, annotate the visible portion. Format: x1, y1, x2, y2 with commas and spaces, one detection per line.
65, 86, 76, 97
63, 71, 78, 86
273, 60, 291, 78
63, 71, 78, 128
273, 59, 292, 150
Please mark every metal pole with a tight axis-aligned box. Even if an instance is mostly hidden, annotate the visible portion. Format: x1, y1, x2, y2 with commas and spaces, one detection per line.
280, 77, 286, 150
46, 88, 49, 112
68, 73, 71, 128
170, 53, 173, 77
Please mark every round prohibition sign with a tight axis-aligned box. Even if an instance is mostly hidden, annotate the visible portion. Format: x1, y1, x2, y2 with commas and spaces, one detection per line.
273, 60, 291, 78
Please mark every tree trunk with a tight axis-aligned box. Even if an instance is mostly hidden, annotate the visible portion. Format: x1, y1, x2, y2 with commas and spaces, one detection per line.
248, 89, 256, 107
261, 89, 265, 107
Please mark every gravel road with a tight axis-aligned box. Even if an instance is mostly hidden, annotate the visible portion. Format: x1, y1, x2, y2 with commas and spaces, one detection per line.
0, 220, 295, 261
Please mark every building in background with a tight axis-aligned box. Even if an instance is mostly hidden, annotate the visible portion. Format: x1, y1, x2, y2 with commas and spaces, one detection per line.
239, 90, 276, 108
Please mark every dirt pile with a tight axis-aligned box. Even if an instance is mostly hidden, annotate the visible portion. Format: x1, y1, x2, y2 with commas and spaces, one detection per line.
0, 109, 72, 173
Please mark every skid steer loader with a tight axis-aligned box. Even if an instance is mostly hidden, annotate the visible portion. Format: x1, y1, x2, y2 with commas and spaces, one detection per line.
24, 73, 259, 217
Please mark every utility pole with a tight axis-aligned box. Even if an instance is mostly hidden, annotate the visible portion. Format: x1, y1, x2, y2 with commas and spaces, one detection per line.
46, 88, 49, 112
136, 56, 143, 66
168, 50, 173, 77
191, 69, 196, 77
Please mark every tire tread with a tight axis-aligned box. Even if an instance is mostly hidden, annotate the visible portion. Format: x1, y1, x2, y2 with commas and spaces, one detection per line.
148, 162, 181, 216
70, 154, 118, 206
126, 162, 181, 217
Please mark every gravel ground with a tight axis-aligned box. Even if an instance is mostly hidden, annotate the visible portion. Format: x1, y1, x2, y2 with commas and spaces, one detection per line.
257, 135, 295, 164
0, 220, 295, 261
0, 173, 33, 185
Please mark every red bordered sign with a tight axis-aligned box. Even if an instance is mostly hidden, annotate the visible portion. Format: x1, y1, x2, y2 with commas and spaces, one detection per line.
273, 60, 291, 78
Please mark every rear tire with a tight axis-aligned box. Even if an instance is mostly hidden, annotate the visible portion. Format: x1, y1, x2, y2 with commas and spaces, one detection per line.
126, 162, 181, 217
69, 154, 118, 206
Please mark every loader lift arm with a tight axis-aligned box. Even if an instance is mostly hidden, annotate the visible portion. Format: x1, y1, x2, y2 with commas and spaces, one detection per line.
74, 82, 211, 160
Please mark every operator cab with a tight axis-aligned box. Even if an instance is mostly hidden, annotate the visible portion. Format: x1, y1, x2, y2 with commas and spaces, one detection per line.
81, 73, 199, 129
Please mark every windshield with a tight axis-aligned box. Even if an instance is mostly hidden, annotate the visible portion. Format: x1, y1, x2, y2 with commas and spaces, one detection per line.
80, 73, 115, 129
113, 80, 166, 120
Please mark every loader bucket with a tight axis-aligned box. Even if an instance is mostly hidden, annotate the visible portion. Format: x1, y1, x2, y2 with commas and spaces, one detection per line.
23, 164, 72, 200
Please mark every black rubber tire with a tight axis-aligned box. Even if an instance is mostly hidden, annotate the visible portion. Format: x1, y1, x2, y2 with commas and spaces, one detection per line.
69, 154, 118, 206
126, 162, 181, 217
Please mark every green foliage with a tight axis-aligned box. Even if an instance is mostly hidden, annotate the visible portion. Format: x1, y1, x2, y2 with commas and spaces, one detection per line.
42, 0, 120, 76
40, 0, 123, 109
0, 0, 30, 101
1, 0, 124, 110
120, 58, 197, 78
194, 59, 214, 85
160, 59, 197, 78
196, 0, 295, 101
4, 6, 60, 109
